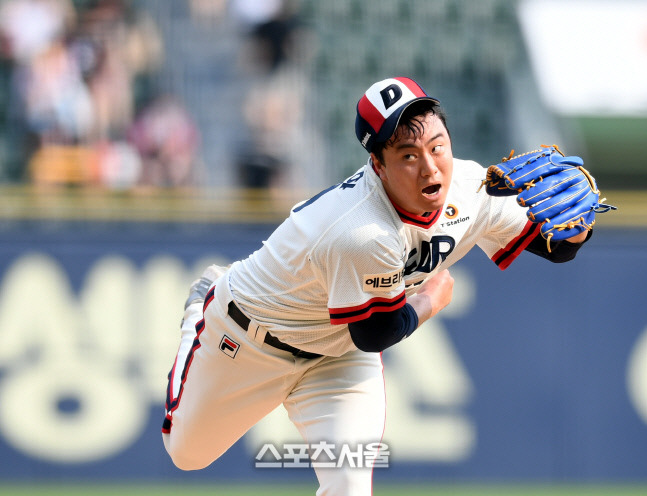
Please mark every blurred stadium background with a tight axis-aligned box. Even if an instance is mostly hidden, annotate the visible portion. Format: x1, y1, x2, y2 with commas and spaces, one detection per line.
0, 0, 645, 494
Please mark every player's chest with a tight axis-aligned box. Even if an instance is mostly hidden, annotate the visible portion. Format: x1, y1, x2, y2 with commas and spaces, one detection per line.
401, 202, 474, 277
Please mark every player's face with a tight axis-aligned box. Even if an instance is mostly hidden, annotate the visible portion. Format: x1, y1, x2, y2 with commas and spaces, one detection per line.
372, 113, 453, 215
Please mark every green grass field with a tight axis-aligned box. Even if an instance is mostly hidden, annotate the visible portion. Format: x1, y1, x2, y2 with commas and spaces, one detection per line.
1, 484, 647, 496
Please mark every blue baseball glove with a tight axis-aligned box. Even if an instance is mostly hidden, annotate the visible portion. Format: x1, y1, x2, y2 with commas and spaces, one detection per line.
482, 145, 616, 247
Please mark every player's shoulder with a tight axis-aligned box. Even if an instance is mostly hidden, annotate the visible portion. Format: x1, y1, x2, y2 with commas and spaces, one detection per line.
313, 176, 401, 254
290, 164, 399, 245
452, 157, 487, 181
314, 207, 403, 272
448, 158, 488, 200
320, 187, 399, 245
293, 166, 368, 208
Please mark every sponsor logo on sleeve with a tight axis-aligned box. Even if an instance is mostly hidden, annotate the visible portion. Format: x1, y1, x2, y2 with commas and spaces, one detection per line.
363, 268, 405, 292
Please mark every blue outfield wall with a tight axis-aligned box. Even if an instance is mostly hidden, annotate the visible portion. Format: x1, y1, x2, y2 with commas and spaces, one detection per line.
0, 221, 645, 483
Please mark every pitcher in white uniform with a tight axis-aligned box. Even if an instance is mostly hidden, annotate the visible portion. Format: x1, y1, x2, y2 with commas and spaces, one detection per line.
162, 77, 592, 495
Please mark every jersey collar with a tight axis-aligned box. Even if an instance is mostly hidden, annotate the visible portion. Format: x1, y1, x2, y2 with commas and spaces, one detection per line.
391, 202, 441, 228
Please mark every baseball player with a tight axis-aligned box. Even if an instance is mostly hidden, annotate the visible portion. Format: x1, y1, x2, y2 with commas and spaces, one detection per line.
162, 77, 612, 495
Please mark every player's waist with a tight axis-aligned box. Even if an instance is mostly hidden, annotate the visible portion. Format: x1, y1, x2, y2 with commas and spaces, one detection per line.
227, 284, 331, 330
226, 300, 323, 359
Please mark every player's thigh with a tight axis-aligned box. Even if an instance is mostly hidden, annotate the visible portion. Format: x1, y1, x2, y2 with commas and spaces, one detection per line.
284, 351, 385, 496
286, 350, 386, 442
165, 308, 293, 470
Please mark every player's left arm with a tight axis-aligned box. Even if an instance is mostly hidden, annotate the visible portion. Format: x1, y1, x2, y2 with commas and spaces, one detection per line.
524, 229, 591, 263
483, 145, 616, 262
564, 230, 589, 244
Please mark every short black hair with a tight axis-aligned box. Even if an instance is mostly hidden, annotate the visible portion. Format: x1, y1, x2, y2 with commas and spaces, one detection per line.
371, 100, 450, 163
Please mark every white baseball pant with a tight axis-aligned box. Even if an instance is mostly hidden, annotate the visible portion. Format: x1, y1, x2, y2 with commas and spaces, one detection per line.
163, 275, 386, 496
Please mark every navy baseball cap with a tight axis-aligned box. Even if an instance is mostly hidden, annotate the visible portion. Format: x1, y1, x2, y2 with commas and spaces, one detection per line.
355, 77, 440, 153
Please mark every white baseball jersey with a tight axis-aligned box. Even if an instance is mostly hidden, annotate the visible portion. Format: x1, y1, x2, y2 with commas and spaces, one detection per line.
228, 158, 537, 356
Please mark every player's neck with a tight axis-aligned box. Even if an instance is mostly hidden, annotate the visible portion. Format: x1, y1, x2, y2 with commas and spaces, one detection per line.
370, 158, 441, 226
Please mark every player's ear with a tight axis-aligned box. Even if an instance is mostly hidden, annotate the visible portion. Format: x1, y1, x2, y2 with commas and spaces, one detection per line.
371, 153, 385, 176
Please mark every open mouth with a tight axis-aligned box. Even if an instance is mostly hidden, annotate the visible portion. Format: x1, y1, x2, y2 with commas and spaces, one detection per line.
422, 184, 440, 196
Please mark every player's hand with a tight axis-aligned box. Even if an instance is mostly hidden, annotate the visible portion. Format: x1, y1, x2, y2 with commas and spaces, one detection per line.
408, 269, 454, 322
422, 269, 454, 317
482, 145, 616, 250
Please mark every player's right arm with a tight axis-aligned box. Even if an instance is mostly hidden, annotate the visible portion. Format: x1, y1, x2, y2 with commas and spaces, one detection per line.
320, 223, 454, 353
346, 269, 454, 352
405, 269, 454, 322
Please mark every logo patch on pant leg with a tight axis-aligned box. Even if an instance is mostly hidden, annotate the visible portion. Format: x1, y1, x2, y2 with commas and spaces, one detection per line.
219, 335, 240, 358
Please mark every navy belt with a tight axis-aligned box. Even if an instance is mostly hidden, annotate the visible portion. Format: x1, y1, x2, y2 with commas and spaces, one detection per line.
227, 301, 322, 359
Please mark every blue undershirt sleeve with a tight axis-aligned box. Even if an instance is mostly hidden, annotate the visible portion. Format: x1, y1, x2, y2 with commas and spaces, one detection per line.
348, 303, 419, 353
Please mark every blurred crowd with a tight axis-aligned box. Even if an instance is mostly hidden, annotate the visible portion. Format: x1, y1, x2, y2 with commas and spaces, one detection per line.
0, 0, 317, 190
